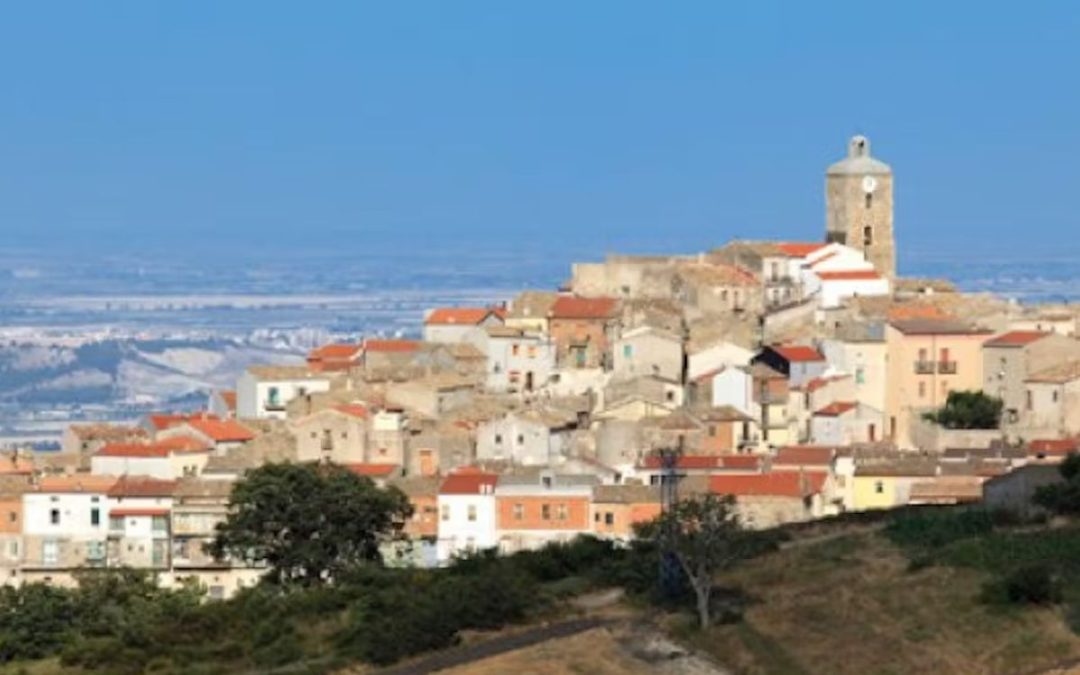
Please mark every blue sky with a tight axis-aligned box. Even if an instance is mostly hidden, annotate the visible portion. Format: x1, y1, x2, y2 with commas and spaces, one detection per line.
0, 2, 1078, 266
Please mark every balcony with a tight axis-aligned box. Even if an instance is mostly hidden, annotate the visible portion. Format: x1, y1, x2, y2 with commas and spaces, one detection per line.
263, 400, 286, 412
938, 360, 958, 375
914, 361, 935, 375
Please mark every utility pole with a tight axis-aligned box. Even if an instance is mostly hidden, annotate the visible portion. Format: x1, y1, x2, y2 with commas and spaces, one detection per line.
657, 437, 684, 601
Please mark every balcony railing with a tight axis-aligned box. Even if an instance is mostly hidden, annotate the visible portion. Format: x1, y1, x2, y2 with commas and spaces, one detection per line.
914, 361, 935, 375
938, 360, 958, 375
263, 400, 286, 411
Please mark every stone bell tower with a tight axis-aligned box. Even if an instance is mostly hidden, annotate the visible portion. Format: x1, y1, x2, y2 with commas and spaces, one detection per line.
825, 135, 895, 278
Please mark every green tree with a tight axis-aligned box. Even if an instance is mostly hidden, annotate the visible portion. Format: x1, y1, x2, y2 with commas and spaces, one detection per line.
922, 390, 1003, 429
0, 583, 75, 662
648, 494, 758, 629
209, 462, 412, 586
1033, 453, 1080, 515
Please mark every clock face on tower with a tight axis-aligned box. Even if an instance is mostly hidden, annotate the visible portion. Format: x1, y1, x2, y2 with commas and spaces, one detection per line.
861, 175, 878, 193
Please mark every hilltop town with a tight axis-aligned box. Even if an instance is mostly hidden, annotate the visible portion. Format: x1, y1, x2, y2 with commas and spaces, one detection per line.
1, 135, 1078, 597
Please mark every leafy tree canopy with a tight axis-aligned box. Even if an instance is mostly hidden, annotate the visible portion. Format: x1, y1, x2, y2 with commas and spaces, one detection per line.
923, 390, 1002, 430
209, 462, 412, 586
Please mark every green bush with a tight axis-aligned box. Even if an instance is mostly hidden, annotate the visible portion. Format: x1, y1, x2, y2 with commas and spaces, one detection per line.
885, 508, 994, 550
982, 565, 1063, 606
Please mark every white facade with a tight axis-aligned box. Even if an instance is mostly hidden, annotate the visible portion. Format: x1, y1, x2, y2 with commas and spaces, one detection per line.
236, 371, 332, 420
481, 331, 557, 394
436, 491, 497, 563
24, 492, 109, 539
475, 414, 570, 466
710, 367, 754, 416
687, 341, 754, 380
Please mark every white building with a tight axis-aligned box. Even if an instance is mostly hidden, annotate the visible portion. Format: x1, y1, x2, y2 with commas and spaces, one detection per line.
709, 366, 755, 416
481, 326, 557, 394
436, 471, 498, 564
423, 308, 504, 346
687, 340, 754, 381
235, 366, 333, 420
22, 475, 117, 573
475, 411, 576, 466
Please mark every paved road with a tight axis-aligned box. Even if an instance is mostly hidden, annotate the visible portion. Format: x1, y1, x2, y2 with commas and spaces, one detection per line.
374, 617, 610, 675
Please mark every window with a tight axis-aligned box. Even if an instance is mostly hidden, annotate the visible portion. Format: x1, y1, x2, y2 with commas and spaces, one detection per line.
940, 347, 950, 363
7, 511, 15, 524
152, 516, 168, 533
109, 516, 123, 531
43, 540, 59, 565
49, 509, 59, 526
512, 503, 524, 520
708, 425, 717, 437
555, 504, 568, 521
865, 193, 873, 209
1026, 390, 1033, 411
623, 344, 633, 358
855, 367, 865, 385
516, 434, 524, 445
1053, 390, 1060, 403
467, 505, 477, 522
527, 345, 537, 358
512, 344, 520, 357
874, 481, 884, 494
90, 508, 100, 527
541, 504, 551, 520
863, 226, 873, 246
594, 512, 600, 523
7, 541, 16, 558
918, 382, 926, 398
86, 541, 105, 562
917, 348, 927, 362
604, 513, 614, 526
440, 505, 449, 521
494, 434, 503, 445
267, 387, 280, 406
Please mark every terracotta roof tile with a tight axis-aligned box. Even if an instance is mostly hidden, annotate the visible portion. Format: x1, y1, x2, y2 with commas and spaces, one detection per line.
984, 331, 1050, 348
110, 508, 169, 518
773, 446, 836, 466
1029, 438, 1079, 456
639, 454, 763, 471
334, 404, 369, 419
815, 401, 858, 417
816, 270, 881, 281
710, 471, 826, 497
770, 345, 825, 363
425, 307, 500, 326
345, 463, 400, 478
36, 475, 119, 493
775, 242, 827, 258
184, 418, 255, 443
219, 390, 237, 411
549, 296, 619, 320
439, 471, 498, 495
108, 476, 178, 498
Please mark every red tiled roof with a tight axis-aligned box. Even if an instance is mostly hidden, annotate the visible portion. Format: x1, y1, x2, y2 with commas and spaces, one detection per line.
776, 242, 827, 258
816, 270, 881, 281
815, 401, 858, 417
797, 374, 850, 393
710, 471, 827, 498
363, 339, 421, 353
425, 307, 498, 326
346, 463, 400, 478
886, 304, 951, 322
1029, 438, 1079, 456
184, 418, 255, 443
773, 446, 836, 466
109, 508, 169, 518
549, 296, 619, 320
334, 404, 369, 419
147, 413, 217, 431
639, 454, 763, 471
985, 331, 1050, 348
439, 471, 499, 495
36, 476, 118, 493
771, 345, 825, 363
96, 437, 207, 458
807, 250, 839, 266
307, 343, 362, 361
108, 476, 178, 498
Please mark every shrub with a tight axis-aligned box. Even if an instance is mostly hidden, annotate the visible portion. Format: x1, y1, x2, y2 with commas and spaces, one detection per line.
885, 508, 994, 550
982, 565, 1063, 606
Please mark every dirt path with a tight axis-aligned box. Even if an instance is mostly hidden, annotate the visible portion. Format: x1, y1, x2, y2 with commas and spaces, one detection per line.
373, 617, 611, 675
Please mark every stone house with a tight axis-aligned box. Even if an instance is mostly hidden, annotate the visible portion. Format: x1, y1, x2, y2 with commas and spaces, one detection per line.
504, 291, 559, 334
359, 339, 422, 380
290, 405, 370, 465
670, 261, 761, 316
1022, 361, 1080, 439
591, 484, 661, 541
157, 417, 256, 455
820, 324, 888, 415
480, 326, 556, 394
709, 472, 828, 529
61, 424, 147, 456
884, 318, 992, 449
612, 325, 684, 383
753, 344, 828, 388
983, 331, 1080, 435
236, 366, 333, 420
422, 307, 504, 346
385, 374, 475, 418
810, 401, 883, 446
306, 343, 362, 372
475, 410, 576, 466
547, 296, 620, 370
494, 472, 596, 553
